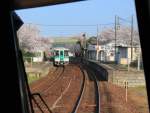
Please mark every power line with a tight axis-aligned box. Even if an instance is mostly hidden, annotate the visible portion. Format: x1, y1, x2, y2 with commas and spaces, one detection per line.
119, 17, 131, 23
118, 16, 132, 23
99, 23, 114, 26
26, 23, 97, 26
25, 23, 114, 27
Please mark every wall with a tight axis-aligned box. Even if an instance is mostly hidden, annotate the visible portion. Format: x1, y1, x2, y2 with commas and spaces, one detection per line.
83, 59, 110, 81
120, 58, 128, 64
83, 59, 145, 87
128, 48, 137, 61
112, 71, 145, 87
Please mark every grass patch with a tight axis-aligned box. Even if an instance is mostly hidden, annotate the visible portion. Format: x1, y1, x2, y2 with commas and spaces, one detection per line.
128, 86, 149, 113
27, 74, 40, 84
128, 86, 148, 96
105, 63, 128, 70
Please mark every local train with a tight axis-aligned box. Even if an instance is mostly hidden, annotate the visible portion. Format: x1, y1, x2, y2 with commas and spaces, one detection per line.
52, 47, 70, 66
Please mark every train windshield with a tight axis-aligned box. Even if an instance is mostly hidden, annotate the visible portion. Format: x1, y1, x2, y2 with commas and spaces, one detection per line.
55, 51, 59, 56
60, 51, 63, 56
64, 50, 68, 56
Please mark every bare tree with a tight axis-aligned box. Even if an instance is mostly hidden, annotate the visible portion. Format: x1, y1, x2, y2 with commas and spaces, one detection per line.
99, 26, 140, 46
17, 24, 53, 53
17, 24, 40, 51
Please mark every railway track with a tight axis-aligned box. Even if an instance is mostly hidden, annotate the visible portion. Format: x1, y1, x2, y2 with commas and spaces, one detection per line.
51, 64, 84, 113
31, 66, 64, 92
40, 66, 65, 94
30, 62, 146, 113
71, 64, 100, 113
30, 67, 58, 90
31, 64, 84, 113
86, 66, 100, 113
30, 63, 100, 113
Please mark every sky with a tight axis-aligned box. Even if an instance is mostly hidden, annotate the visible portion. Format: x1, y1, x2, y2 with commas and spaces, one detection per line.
16, 0, 138, 37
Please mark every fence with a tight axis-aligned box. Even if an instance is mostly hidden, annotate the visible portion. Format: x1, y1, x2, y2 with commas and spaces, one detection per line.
113, 75, 145, 87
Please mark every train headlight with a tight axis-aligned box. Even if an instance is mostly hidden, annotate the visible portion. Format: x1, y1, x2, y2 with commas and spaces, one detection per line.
55, 58, 60, 62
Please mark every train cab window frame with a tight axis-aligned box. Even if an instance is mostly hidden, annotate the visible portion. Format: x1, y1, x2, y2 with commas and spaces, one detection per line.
1, 1, 150, 113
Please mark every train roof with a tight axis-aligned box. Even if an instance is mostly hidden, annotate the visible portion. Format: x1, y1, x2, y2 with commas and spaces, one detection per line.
53, 47, 69, 51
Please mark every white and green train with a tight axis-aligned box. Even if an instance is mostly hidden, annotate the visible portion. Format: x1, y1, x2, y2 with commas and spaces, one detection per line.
52, 47, 69, 66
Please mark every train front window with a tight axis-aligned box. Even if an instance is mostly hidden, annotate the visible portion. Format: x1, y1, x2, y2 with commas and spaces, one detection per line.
64, 50, 68, 56
55, 51, 59, 56
60, 51, 63, 56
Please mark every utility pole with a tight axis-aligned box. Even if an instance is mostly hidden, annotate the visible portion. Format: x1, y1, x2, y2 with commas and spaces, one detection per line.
114, 16, 120, 64
114, 15, 117, 64
131, 15, 134, 62
96, 24, 99, 61
83, 33, 86, 58
81, 33, 86, 58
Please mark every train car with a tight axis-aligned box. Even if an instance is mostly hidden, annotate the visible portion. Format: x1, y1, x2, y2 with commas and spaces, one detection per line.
53, 47, 69, 66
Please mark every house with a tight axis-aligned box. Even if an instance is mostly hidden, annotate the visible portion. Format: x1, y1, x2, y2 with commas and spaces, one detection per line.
100, 42, 115, 62
87, 43, 114, 61
99, 42, 140, 65
33, 50, 44, 62
86, 44, 101, 60
87, 42, 140, 65
115, 45, 140, 65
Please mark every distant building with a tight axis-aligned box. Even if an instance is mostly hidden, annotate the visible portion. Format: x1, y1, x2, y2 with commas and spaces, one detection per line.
115, 45, 140, 65
33, 50, 44, 62
87, 44, 101, 60
86, 42, 115, 62
87, 42, 140, 65
87, 43, 114, 61
100, 42, 115, 62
